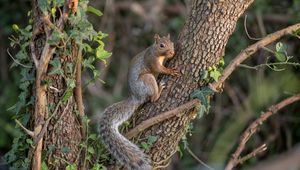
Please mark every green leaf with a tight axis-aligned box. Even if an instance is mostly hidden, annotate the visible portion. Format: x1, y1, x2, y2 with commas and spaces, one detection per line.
275, 42, 287, 53
12, 24, 20, 32
88, 147, 95, 154
96, 47, 112, 61
147, 135, 158, 145
37, 0, 48, 14
82, 57, 95, 69
274, 52, 287, 62
66, 78, 76, 89
209, 69, 221, 82
26, 139, 33, 145
48, 30, 63, 45
41, 161, 49, 170
140, 142, 149, 151
49, 58, 64, 75
87, 6, 103, 16
200, 70, 208, 80
62, 89, 73, 103
190, 87, 214, 116
89, 134, 97, 140
61, 146, 70, 153
66, 164, 77, 170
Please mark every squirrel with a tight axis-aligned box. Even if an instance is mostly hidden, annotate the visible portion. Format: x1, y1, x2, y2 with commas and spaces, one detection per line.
98, 34, 178, 170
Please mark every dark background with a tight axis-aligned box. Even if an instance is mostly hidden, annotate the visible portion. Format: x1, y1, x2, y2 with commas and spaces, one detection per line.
0, 0, 299, 169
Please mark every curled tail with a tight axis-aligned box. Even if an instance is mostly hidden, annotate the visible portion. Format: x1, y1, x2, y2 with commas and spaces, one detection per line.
98, 98, 152, 170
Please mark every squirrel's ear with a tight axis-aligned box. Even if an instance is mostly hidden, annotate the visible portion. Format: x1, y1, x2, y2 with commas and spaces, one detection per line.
154, 34, 160, 43
167, 34, 170, 39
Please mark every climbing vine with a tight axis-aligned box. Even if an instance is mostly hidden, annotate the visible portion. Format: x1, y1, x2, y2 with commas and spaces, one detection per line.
4, 0, 111, 169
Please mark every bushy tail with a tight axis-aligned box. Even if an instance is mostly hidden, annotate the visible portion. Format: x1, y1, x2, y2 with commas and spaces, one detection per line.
98, 99, 152, 170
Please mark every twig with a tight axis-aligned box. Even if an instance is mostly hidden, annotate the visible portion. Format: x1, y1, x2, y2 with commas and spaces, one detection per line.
237, 144, 267, 165
209, 23, 300, 92
15, 119, 34, 137
30, 42, 39, 68
224, 93, 300, 170
74, 47, 86, 137
7, 49, 32, 68
186, 145, 215, 170
125, 99, 200, 139
33, 99, 63, 145
244, 15, 262, 40
238, 62, 300, 70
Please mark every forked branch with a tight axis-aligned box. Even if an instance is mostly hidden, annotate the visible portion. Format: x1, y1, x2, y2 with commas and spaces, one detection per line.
224, 93, 300, 170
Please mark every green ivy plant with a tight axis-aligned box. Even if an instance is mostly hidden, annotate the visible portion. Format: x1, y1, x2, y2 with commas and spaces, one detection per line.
4, 0, 111, 169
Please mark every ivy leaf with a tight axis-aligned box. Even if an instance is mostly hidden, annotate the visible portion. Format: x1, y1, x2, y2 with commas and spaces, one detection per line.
274, 52, 287, 62
191, 87, 214, 116
275, 42, 287, 53
89, 134, 97, 140
87, 147, 95, 154
37, 0, 48, 14
41, 161, 49, 170
147, 135, 158, 145
96, 47, 112, 61
49, 58, 64, 75
61, 146, 70, 153
66, 164, 77, 170
66, 78, 76, 89
48, 30, 63, 45
87, 6, 103, 16
82, 57, 95, 70
141, 142, 149, 151
209, 69, 221, 82
62, 89, 73, 103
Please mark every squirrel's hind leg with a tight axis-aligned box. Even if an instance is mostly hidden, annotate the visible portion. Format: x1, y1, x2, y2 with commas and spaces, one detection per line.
139, 73, 162, 102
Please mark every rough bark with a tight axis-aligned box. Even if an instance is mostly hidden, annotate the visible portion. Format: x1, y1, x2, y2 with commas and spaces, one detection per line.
129, 0, 254, 168
30, 0, 82, 169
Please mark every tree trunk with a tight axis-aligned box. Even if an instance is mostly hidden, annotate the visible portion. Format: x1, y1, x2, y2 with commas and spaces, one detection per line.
130, 0, 254, 168
30, 1, 83, 169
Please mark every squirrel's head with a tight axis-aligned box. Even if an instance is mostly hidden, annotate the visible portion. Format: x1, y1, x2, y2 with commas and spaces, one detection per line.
153, 34, 175, 58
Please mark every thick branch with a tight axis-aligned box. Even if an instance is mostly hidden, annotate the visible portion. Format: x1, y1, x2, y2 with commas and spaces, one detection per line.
224, 93, 300, 170
125, 99, 200, 139
209, 23, 300, 92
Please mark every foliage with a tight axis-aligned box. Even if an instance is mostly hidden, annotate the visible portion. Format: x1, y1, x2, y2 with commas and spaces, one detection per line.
4, 0, 111, 169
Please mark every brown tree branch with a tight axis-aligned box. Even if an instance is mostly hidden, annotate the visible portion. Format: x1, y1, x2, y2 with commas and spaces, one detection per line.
15, 120, 34, 137
75, 47, 86, 137
209, 23, 300, 92
236, 144, 267, 165
125, 99, 200, 139
224, 93, 300, 170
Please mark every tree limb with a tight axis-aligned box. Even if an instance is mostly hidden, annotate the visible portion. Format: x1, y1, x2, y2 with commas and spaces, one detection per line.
209, 23, 300, 92
125, 99, 200, 139
224, 93, 300, 170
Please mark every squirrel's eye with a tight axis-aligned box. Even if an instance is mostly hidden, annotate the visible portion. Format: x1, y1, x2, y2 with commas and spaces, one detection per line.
160, 43, 165, 48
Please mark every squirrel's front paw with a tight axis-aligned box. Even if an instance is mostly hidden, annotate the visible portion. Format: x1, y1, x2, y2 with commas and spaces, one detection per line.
169, 67, 180, 76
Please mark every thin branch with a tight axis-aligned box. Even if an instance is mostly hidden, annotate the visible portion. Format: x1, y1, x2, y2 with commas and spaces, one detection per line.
237, 144, 267, 165
7, 49, 32, 68
209, 23, 300, 92
125, 99, 200, 139
244, 15, 262, 40
186, 145, 215, 170
33, 99, 63, 145
74, 47, 86, 137
15, 119, 34, 137
224, 93, 300, 170
30, 42, 39, 68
